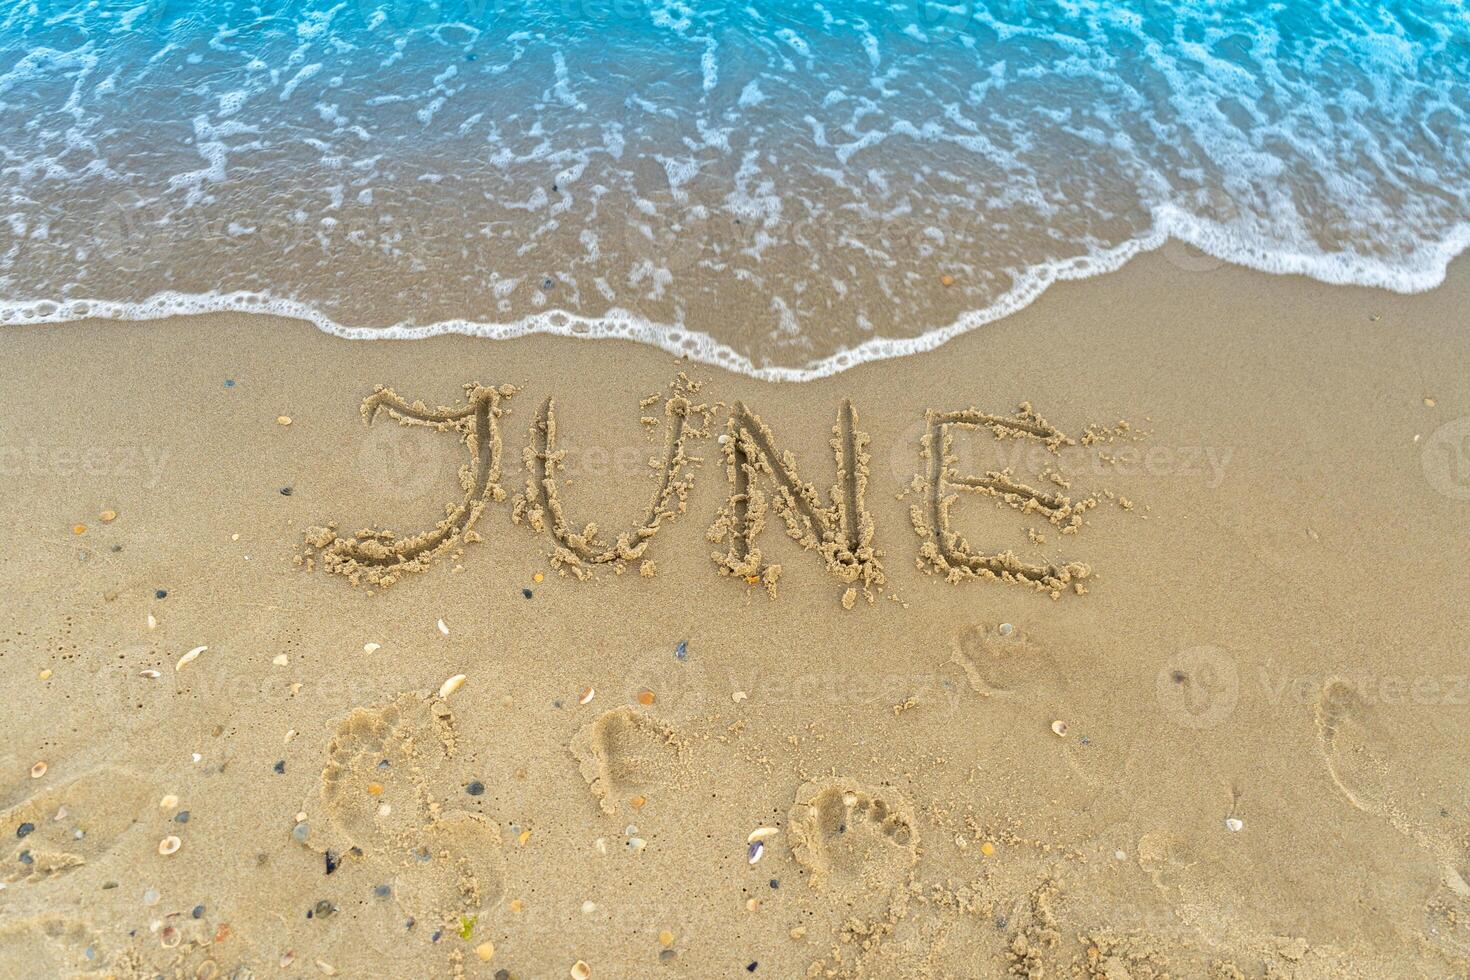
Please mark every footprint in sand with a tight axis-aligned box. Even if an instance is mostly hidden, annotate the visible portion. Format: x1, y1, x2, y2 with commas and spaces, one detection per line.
318, 693, 505, 932
569, 706, 686, 817
1315, 677, 1470, 900
788, 780, 919, 908
946, 622, 1064, 699
0, 914, 110, 978
2, 766, 154, 888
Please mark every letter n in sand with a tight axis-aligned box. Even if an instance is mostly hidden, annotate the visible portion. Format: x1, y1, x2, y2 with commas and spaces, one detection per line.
708, 401, 884, 607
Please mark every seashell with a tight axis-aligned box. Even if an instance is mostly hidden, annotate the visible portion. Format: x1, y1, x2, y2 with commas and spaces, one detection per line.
571, 961, 591, 980
580, 686, 595, 705
176, 646, 207, 671
158, 835, 181, 855
747, 827, 780, 844
748, 840, 764, 864
439, 674, 466, 699
160, 926, 181, 948
30, 761, 47, 779
436, 619, 449, 635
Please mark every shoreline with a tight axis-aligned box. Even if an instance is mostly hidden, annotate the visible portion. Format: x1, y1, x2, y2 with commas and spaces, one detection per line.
2, 251, 1469, 977
6, 228, 1470, 383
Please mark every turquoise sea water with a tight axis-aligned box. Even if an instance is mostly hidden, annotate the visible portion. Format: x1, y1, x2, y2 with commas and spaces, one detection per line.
1, 0, 1467, 378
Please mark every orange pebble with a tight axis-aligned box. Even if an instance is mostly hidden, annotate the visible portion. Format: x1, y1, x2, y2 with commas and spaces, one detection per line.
71, 524, 87, 535
367, 783, 384, 795
940, 274, 956, 286
637, 690, 656, 706
631, 795, 647, 809
745, 575, 760, 585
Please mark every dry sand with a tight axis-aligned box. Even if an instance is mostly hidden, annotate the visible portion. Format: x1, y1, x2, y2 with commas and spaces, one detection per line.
2, 250, 1469, 978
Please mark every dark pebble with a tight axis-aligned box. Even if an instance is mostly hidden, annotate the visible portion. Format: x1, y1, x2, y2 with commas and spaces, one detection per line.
16, 822, 35, 838
313, 900, 334, 919
325, 850, 339, 875
279, 487, 292, 496
768, 879, 779, 889
111, 544, 123, 553
191, 905, 204, 919
466, 781, 485, 797
224, 379, 235, 387
102, 881, 118, 890
659, 950, 677, 962
466, 53, 477, 60
374, 884, 391, 898
155, 589, 167, 599
675, 640, 688, 661
19, 851, 33, 865
542, 277, 554, 289
175, 811, 190, 823
521, 588, 533, 599
747, 963, 758, 973
273, 760, 285, 774
431, 930, 442, 943
495, 971, 510, 980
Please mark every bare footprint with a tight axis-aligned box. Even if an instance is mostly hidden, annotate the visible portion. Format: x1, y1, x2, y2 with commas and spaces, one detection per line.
1315, 677, 1470, 899
1, 766, 154, 887
569, 707, 686, 817
946, 622, 1063, 699
0, 914, 111, 978
789, 780, 919, 903
318, 693, 505, 930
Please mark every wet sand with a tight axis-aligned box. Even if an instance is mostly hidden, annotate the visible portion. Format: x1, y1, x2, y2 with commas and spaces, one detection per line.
2, 250, 1469, 977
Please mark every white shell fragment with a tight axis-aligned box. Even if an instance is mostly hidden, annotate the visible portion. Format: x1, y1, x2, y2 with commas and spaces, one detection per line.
175, 646, 207, 671
1225, 817, 1244, 832
437, 619, 449, 635
439, 674, 467, 699
747, 827, 780, 844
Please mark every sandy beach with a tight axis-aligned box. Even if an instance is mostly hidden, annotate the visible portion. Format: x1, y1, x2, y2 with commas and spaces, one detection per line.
1, 250, 1468, 977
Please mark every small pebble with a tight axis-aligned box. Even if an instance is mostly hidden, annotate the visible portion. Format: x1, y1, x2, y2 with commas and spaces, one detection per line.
155, 590, 167, 599
522, 588, 533, 599
192, 905, 204, 919
999, 622, 1014, 636
437, 619, 450, 635
159, 794, 179, 811
374, 884, 391, 898
279, 487, 292, 496
277, 415, 292, 426
476, 941, 496, 962
175, 811, 190, 824
466, 781, 485, 797
273, 760, 286, 774
675, 640, 688, 661
1050, 720, 1068, 737
292, 823, 309, 843
100, 509, 117, 523
144, 887, 161, 905
571, 961, 591, 980
1225, 817, 1244, 832
16, 823, 34, 839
